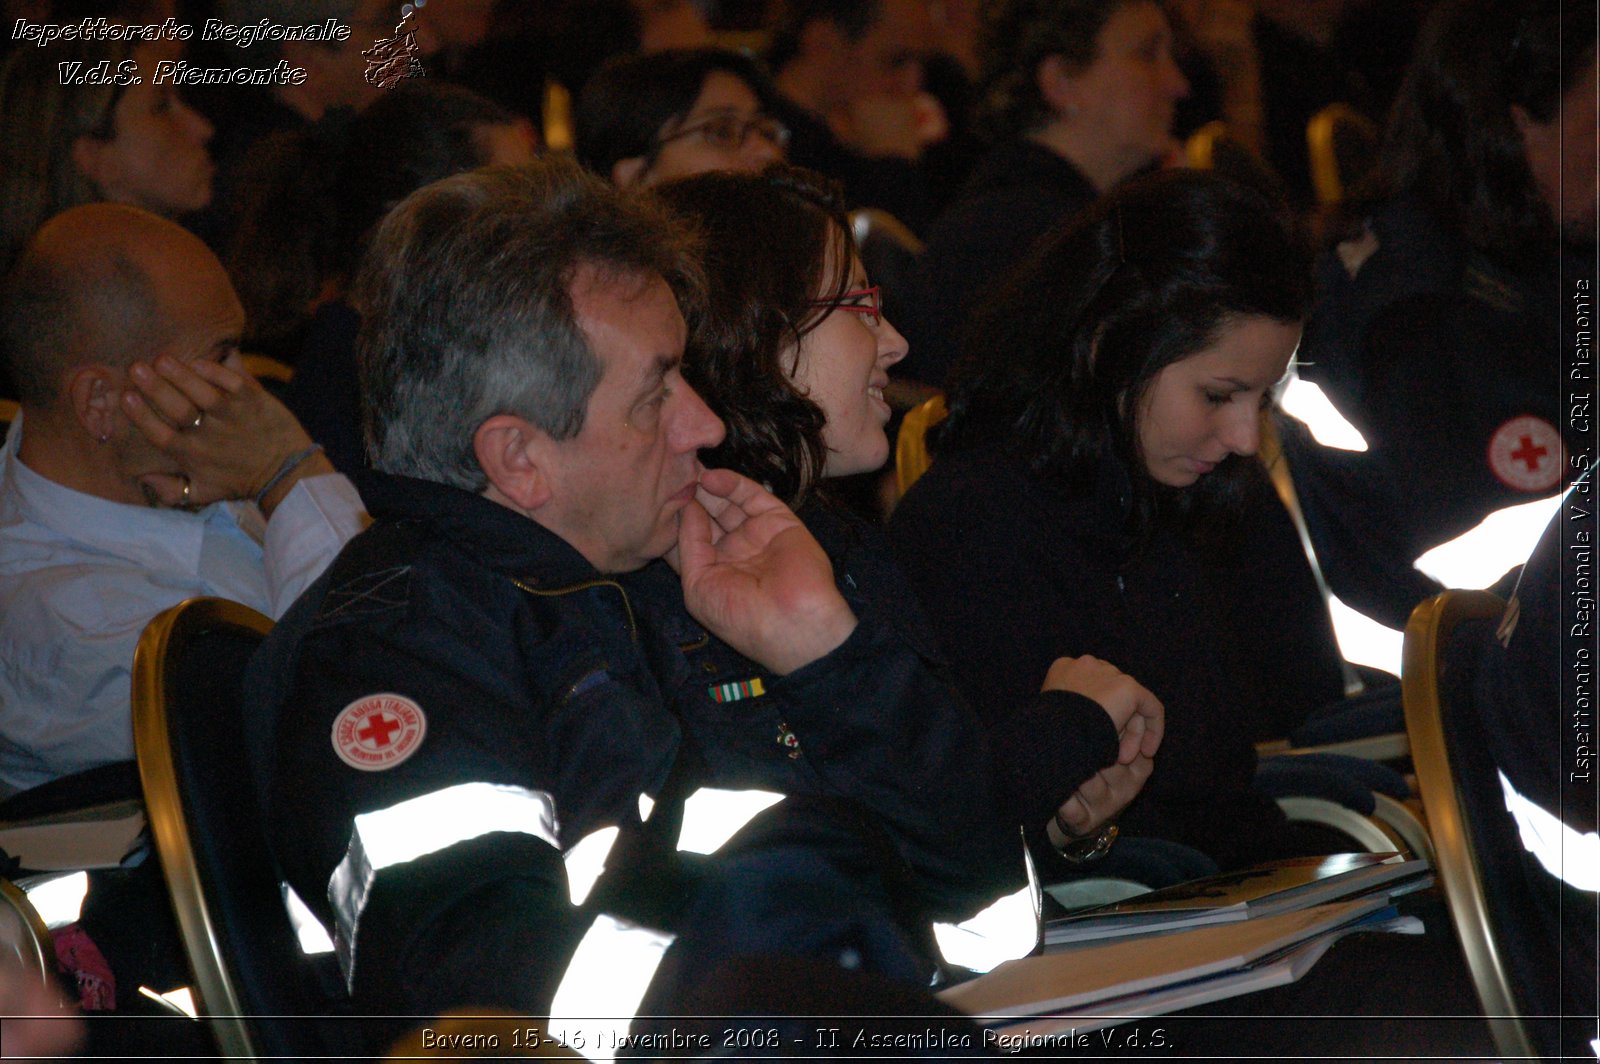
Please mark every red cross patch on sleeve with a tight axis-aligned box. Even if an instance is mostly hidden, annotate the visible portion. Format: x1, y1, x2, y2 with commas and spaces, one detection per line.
1487, 416, 1563, 492
332, 693, 427, 771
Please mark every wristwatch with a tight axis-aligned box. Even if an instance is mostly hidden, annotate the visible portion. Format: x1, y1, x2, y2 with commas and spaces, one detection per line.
1047, 815, 1119, 865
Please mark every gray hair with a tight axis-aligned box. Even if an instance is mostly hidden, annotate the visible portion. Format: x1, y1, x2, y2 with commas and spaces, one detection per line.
353, 158, 703, 490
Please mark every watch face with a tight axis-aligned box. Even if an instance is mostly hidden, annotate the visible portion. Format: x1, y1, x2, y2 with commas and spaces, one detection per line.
1060, 823, 1119, 864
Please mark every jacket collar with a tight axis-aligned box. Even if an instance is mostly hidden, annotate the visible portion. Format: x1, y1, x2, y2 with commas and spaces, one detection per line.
960, 138, 1098, 204
353, 469, 609, 588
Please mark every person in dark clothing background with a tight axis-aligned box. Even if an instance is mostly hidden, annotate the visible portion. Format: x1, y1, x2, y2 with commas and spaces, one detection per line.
1280, 0, 1597, 631
764, 0, 942, 233
900, 0, 1189, 387
224, 82, 534, 473
575, 47, 788, 189
1466, 475, 1598, 1060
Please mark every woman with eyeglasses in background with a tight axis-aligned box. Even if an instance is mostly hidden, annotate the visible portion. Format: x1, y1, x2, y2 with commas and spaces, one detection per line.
576, 47, 790, 187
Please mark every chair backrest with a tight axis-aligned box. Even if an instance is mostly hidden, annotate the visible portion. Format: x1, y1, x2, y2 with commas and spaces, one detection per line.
1307, 103, 1379, 206
1401, 589, 1539, 1060
1184, 121, 1285, 202
0, 878, 52, 986
1261, 412, 1367, 698
239, 354, 294, 404
132, 597, 366, 1061
894, 394, 946, 497
239, 354, 293, 385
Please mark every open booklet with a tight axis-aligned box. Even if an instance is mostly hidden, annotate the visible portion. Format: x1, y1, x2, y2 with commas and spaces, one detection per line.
1045, 851, 1431, 947
941, 896, 1420, 1033
0, 800, 147, 871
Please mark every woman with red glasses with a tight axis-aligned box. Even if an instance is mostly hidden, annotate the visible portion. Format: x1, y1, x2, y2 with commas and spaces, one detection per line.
651, 164, 1165, 888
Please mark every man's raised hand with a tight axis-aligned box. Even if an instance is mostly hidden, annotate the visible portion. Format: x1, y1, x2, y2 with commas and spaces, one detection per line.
669, 468, 856, 675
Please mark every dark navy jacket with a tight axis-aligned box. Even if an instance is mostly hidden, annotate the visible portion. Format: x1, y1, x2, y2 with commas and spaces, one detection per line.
252, 472, 1019, 1018
1283, 198, 1586, 628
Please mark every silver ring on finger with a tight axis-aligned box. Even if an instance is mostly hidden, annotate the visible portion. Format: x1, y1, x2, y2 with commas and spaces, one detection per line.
189, 412, 204, 430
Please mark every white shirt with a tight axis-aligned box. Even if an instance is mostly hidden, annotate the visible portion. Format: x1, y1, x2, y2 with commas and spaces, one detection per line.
0, 417, 366, 795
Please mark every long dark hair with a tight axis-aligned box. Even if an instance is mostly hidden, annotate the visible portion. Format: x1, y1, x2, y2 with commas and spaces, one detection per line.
653, 165, 854, 505
1346, 0, 1597, 262
938, 169, 1311, 535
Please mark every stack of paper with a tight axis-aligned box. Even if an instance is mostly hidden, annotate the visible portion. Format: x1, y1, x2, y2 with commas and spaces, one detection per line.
0, 800, 147, 871
941, 897, 1420, 1035
1045, 852, 1430, 947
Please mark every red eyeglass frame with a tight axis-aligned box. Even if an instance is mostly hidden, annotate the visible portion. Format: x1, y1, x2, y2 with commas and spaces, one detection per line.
808, 286, 882, 325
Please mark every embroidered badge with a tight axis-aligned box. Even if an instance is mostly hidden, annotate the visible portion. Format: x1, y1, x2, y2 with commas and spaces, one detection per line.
332, 693, 426, 771
1487, 415, 1562, 492
708, 677, 765, 703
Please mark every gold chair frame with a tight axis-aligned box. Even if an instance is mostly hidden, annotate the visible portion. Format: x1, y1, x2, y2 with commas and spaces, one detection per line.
132, 597, 274, 1062
1307, 102, 1379, 206
0, 878, 53, 986
239, 354, 293, 386
894, 393, 946, 497
1401, 589, 1535, 1060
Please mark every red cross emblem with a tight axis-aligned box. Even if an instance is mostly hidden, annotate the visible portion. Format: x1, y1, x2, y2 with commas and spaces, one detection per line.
357, 712, 402, 747
1487, 416, 1562, 492
333, 694, 427, 771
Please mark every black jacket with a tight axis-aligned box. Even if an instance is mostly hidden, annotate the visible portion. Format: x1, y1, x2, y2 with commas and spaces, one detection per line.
900, 139, 1098, 387
253, 472, 1018, 1018
758, 500, 1120, 864
1283, 197, 1585, 628
768, 95, 934, 235
889, 446, 1347, 870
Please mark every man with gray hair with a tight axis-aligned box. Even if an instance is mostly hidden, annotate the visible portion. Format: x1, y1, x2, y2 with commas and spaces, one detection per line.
254, 158, 1017, 1036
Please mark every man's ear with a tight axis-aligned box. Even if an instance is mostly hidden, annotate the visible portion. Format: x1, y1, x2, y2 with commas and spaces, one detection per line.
1037, 54, 1083, 120
611, 155, 648, 188
66, 365, 122, 442
474, 414, 554, 513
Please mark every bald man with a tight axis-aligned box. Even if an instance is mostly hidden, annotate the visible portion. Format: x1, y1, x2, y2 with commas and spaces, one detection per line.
0, 205, 364, 795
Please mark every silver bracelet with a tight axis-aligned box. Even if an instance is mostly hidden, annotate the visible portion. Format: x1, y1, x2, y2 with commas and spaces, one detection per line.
254, 444, 323, 509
